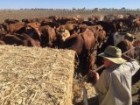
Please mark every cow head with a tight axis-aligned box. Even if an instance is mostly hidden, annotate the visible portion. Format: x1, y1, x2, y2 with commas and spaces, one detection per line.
25, 22, 41, 40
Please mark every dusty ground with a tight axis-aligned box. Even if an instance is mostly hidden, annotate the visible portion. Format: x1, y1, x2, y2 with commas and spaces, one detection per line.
132, 71, 140, 105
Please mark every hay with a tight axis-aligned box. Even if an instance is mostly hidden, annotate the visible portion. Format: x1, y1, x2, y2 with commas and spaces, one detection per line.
0, 45, 75, 105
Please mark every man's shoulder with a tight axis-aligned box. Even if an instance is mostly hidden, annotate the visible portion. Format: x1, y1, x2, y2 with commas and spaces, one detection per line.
124, 60, 140, 69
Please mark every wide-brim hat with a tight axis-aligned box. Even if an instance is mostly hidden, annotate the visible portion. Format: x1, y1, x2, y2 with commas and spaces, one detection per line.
98, 46, 126, 64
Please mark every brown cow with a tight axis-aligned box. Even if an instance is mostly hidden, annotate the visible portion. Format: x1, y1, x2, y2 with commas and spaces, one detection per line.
17, 22, 42, 45
88, 25, 106, 47
133, 40, 140, 62
0, 40, 5, 45
117, 39, 135, 58
22, 34, 41, 47
4, 19, 19, 24
56, 25, 71, 48
26, 22, 41, 36
132, 18, 140, 32
0, 23, 7, 34
6, 22, 25, 34
40, 25, 57, 48
57, 23, 79, 34
133, 40, 140, 47
1, 33, 41, 47
64, 28, 97, 75
2, 34, 24, 46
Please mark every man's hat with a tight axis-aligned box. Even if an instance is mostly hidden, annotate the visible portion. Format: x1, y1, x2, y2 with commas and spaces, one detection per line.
98, 46, 126, 64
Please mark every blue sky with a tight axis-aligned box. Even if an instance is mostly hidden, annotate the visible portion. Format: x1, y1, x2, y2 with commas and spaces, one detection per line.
0, 0, 139, 9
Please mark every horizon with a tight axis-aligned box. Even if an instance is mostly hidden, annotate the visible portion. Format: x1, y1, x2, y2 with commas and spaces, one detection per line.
0, 0, 140, 10
0, 7, 139, 10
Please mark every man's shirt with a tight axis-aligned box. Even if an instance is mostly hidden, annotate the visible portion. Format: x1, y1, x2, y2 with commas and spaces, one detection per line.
95, 60, 140, 105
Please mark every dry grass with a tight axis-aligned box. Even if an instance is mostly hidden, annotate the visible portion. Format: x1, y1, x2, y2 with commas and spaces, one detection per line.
0, 45, 75, 105
0, 9, 140, 23
0, 10, 93, 23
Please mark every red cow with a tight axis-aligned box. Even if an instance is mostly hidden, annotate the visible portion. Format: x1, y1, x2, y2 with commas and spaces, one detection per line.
1, 33, 41, 47
63, 28, 97, 75
117, 39, 135, 58
40, 25, 57, 48
6, 22, 25, 34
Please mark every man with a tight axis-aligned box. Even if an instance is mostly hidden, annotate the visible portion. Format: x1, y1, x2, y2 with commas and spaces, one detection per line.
91, 45, 140, 105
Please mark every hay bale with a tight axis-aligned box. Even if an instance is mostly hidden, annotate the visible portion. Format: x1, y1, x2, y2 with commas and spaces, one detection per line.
0, 45, 75, 105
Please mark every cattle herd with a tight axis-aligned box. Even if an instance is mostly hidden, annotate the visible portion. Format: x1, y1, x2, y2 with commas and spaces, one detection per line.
0, 14, 140, 76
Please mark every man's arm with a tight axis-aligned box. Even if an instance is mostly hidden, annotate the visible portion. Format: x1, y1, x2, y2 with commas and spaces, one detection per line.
129, 60, 140, 76
122, 54, 140, 75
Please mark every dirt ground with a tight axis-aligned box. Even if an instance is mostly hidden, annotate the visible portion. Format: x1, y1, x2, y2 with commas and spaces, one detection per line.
132, 70, 140, 105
